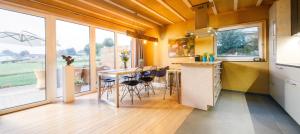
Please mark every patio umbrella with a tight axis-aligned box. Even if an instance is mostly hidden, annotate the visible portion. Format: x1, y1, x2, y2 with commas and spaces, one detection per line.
0, 31, 45, 46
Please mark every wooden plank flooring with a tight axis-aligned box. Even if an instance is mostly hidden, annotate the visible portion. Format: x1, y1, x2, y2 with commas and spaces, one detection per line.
0, 91, 193, 134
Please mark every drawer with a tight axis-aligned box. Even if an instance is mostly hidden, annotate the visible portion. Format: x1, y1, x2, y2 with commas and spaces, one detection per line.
285, 66, 300, 81
214, 80, 221, 92
213, 83, 222, 105
285, 80, 300, 125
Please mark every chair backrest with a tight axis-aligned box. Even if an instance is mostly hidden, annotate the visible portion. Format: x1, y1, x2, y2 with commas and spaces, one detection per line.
156, 66, 169, 77
149, 66, 157, 78
98, 66, 111, 71
98, 66, 112, 80
130, 67, 143, 80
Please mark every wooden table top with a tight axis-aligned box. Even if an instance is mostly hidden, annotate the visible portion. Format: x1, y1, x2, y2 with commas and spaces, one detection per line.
97, 66, 161, 75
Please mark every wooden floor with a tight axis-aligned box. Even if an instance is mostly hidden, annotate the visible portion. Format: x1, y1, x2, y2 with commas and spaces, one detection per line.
0, 91, 193, 134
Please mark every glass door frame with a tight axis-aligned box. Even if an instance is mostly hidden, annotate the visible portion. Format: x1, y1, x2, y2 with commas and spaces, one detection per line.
55, 19, 92, 96
0, 4, 56, 115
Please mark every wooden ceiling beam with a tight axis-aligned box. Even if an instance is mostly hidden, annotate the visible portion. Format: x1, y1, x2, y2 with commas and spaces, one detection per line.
104, 0, 163, 26
256, 0, 263, 6
137, 14, 164, 26
0, 0, 136, 32
130, 0, 174, 24
78, 0, 153, 28
156, 0, 186, 21
52, 0, 145, 30
234, 0, 238, 11
182, 0, 192, 8
208, 0, 218, 15
126, 31, 158, 42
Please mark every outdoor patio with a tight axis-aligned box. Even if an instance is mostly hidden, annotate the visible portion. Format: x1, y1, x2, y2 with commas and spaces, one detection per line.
0, 85, 45, 110
0, 84, 91, 110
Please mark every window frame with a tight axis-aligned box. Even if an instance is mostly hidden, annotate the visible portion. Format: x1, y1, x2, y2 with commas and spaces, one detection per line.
215, 22, 264, 61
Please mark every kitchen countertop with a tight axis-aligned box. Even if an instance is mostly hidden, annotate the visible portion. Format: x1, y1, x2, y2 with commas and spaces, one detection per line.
276, 63, 300, 68
172, 61, 222, 65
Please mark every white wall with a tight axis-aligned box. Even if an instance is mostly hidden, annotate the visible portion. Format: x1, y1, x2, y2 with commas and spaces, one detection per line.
276, 0, 300, 64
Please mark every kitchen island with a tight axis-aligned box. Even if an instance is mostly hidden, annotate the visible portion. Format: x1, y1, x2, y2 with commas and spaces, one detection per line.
173, 61, 222, 110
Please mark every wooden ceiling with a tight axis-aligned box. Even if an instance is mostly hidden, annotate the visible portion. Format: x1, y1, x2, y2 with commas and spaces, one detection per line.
0, 0, 275, 31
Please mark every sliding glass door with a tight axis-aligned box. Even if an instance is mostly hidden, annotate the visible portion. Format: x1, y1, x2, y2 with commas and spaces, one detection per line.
0, 9, 46, 110
56, 20, 90, 97
95, 28, 115, 69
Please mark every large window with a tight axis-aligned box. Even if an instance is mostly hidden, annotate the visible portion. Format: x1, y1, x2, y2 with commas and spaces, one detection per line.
56, 20, 90, 96
0, 9, 46, 110
116, 33, 133, 69
216, 23, 263, 61
95, 29, 115, 69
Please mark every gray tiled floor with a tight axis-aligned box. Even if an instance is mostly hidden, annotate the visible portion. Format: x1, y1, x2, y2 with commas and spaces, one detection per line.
176, 91, 300, 134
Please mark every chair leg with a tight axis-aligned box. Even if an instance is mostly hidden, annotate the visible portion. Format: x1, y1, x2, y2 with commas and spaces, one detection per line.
150, 82, 155, 95
121, 88, 128, 102
129, 88, 134, 104
106, 91, 109, 100
163, 88, 167, 100
145, 84, 150, 97
134, 86, 142, 101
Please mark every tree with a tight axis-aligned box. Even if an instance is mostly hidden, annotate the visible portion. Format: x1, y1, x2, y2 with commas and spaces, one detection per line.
96, 43, 103, 55
66, 48, 77, 55
2, 50, 16, 56
83, 43, 103, 56
216, 30, 246, 55
103, 38, 114, 47
19, 50, 30, 57
84, 44, 90, 55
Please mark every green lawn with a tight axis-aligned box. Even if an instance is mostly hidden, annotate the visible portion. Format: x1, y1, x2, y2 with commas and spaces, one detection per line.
0, 72, 36, 88
0, 62, 42, 88
0, 59, 90, 89
0, 62, 43, 75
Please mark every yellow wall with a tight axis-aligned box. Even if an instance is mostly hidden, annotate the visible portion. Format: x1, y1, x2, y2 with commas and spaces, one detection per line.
145, 7, 270, 94
195, 36, 214, 55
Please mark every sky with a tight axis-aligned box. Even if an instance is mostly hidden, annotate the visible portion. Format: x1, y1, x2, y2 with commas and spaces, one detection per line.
0, 8, 45, 54
0, 8, 132, 55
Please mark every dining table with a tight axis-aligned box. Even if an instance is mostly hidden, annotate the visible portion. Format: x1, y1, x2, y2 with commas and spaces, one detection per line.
97, 66, 159, 107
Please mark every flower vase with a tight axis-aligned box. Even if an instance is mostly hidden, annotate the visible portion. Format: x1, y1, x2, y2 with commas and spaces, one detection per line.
209, 56, 215, 62
202, 56, 207, 62
124, 62, 127, 69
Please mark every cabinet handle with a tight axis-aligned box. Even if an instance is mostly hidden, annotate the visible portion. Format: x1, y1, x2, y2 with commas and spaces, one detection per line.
291, 83, 297, 86
287, 80, 297, 86
276, 66, 284, 70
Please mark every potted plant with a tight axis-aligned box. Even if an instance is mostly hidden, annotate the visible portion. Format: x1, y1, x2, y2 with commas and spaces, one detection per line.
61, 55, 75, 103
74, 79, 84, 93
202, 52, 208, 62
120, 49, 130, 69
209, 53, 215, 62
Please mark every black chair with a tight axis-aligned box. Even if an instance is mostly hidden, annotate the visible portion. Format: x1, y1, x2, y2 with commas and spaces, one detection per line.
98, 66, 115, 100
120, 67, 143, 104
156, 66, 169, 99
139, 66, 157, 96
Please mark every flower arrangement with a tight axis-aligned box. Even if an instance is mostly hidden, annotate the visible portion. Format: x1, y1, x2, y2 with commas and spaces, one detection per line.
202, 52, 208, 62
62, 55, 74, 66
120, 49, 130, 69
209, 53, 215, 62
